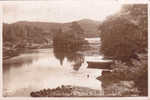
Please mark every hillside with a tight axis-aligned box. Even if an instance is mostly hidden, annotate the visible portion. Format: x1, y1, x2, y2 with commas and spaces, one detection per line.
3, 18, 100, 58
3, 18, 101, 48
13, 18, 101, 37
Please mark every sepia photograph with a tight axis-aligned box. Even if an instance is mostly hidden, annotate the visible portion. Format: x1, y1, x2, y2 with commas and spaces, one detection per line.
2, 1, 148, 97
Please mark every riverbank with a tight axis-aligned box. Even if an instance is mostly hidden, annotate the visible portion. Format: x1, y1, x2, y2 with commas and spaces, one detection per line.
3, 37, 147, 97
31, 85, 103, 97
97, 52, 148, 96
3, 44, 53, 60
30, 83, 141, 97
3, 48, 147, 97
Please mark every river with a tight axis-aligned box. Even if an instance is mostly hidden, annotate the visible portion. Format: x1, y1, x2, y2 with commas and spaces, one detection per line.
3, 37, 106, 97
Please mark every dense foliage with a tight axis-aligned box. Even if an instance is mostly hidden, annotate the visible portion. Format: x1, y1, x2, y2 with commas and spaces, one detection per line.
53, 22, 88, 52
3, 23, 52, 48
53, 22, 88, 65
99, 4, 147, 61
111, 53, 148, 95
98, 4, 148, 96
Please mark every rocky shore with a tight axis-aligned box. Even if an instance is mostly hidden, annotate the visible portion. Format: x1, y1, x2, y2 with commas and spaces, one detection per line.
30, 83, 140, 97
30, 85, 103, 97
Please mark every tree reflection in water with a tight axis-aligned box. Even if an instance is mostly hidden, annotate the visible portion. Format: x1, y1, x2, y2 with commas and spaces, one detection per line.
53, 46, 84, 71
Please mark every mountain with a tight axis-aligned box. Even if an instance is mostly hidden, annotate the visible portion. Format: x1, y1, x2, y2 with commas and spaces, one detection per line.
77, 19, 100, 37
3, 18, 101, 53
13, 18, 101, 37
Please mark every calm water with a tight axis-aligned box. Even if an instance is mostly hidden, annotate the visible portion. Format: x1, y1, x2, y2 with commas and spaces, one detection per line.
3, 38, 104, 97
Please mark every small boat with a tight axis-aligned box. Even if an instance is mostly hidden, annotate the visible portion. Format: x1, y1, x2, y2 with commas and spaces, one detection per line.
85, 56, 113, 69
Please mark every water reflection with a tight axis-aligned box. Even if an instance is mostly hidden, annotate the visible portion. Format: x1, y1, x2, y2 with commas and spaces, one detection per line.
3, 48, 102, 97
53, 46, 84, 71
3, 53, 38, 73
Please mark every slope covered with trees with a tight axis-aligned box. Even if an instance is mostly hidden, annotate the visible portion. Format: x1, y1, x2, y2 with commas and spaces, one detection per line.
3, 19, 99, 58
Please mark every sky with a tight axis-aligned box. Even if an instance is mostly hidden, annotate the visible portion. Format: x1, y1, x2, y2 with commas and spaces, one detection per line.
3, 0, 123, 23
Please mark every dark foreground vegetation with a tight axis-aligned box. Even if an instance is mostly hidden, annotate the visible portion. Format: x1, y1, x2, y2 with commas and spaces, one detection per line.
99, 4, 148, 96
31, 85, 102, 97
30, 83, 140, 97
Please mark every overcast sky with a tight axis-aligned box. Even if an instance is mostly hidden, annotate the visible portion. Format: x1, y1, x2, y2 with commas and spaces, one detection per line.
3, 0, 122, 23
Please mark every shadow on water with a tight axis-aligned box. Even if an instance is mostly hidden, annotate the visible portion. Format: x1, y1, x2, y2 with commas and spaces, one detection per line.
3, 55, 37, 72
53, 46, 84, 71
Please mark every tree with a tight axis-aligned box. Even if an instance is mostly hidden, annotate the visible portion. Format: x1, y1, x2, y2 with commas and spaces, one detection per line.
98, 4, 148, 96
70, 21, 84, 35
99, 4, 147, 61
53, 23, 88, 65
120, 4, 148, 48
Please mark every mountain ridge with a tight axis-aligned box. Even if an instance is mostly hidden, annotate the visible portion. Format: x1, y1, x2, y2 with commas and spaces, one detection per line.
4, 18, 101, 37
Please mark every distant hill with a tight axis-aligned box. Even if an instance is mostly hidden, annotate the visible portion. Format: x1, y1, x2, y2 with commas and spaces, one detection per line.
77, 19, 100, 37
3, 18, 101, 49
13, 18, 101, 37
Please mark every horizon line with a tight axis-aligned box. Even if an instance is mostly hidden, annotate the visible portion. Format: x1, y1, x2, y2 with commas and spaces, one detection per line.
3, 18, 101, 24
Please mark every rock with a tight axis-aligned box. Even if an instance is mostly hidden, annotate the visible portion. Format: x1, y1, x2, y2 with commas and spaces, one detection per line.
30, 85, 102, 97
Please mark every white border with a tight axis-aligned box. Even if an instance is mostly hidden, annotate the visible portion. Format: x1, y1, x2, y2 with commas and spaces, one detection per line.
0, 2, 2, 99
0, 0, 149, 100
147, 1, 149, 99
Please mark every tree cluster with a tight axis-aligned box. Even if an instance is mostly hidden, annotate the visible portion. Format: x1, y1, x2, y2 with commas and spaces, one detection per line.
3, 23, 52, 48
99, 4, 147, 61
